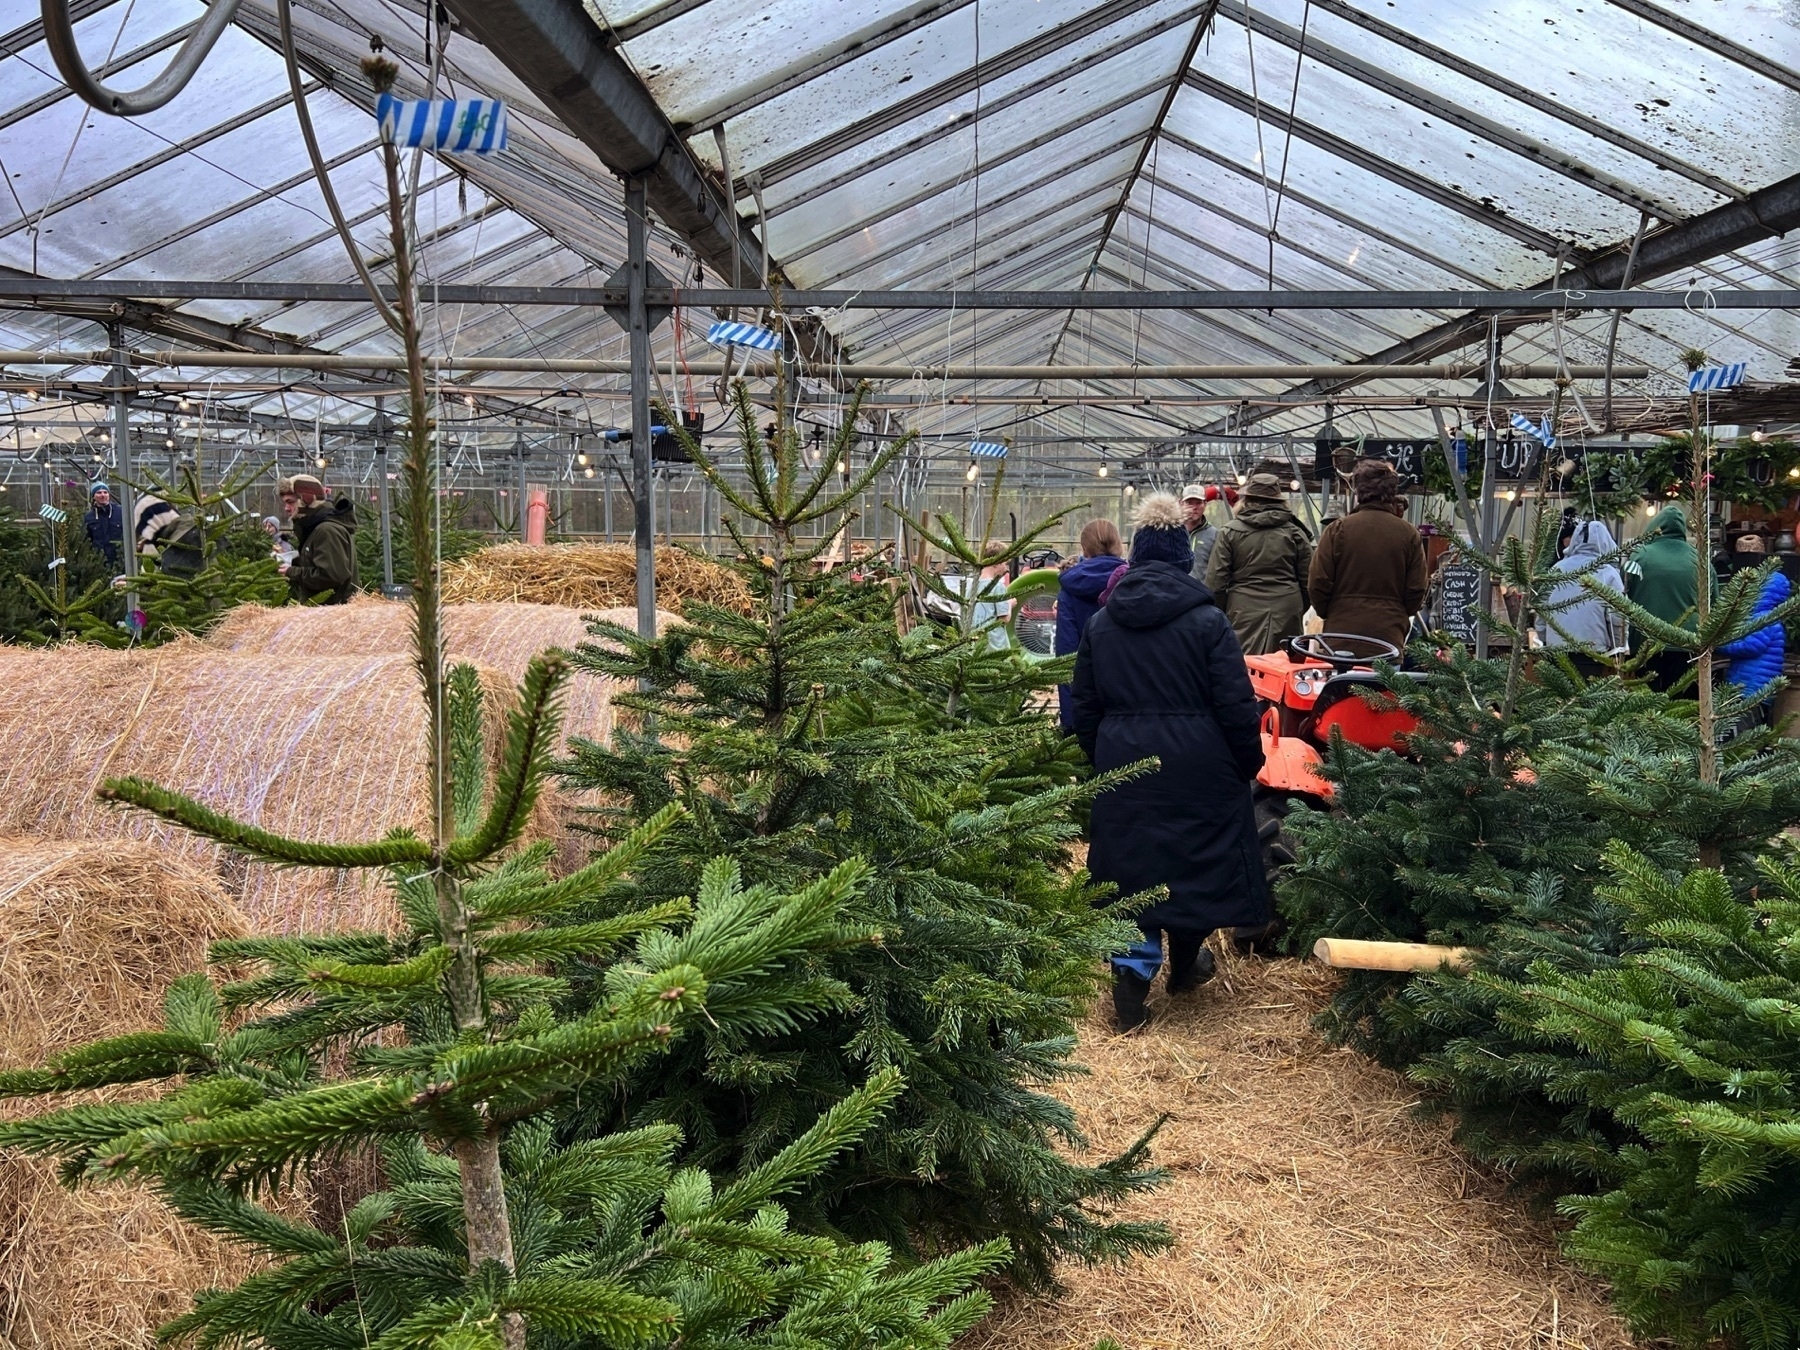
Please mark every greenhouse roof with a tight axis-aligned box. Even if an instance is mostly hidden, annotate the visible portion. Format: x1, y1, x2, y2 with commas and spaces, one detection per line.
0, 0, 1798, 459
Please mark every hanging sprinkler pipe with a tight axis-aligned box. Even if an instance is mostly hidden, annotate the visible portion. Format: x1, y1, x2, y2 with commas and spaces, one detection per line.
42, 0, 247, 115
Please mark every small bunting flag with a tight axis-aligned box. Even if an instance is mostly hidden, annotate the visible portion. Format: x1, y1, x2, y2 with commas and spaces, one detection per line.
376, 92, 509, 154
706, 320, 782, 351
1688, 362, 1747, 393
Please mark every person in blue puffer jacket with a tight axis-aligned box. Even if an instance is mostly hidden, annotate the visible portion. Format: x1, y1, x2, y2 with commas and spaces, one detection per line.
1055, 519, 1128, 730
1718, 535, 1790, 712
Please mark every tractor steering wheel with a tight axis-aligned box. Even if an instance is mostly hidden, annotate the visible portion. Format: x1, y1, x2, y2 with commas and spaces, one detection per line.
1287, 632, 1402, 672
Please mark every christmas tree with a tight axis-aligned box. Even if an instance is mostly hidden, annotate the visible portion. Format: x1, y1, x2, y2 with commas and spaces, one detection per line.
9, 489, 123, 643
1491, 844, 1800, 1349
124, 459, 290, 642
0, 82, 998, 1350
560, 380, 1165, 1285
1278, 495, 1800, 1181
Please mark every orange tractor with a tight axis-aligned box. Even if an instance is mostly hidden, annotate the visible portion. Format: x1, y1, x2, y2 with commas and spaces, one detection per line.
1246, 633, 1419, 803
1235, 634, 1421, 953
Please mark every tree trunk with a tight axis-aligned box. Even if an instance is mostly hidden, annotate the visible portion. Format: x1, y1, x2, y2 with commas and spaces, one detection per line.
379, 137, 519, 1340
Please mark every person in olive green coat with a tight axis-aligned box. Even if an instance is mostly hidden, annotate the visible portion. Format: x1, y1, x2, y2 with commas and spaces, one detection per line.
286, 474, 358, 605
1205, 473, 1313, 655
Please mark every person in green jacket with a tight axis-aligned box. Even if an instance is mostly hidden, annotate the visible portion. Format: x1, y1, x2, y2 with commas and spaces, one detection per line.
1205, 473, 1313, 655
1624, 504, 1703, 693
285, 473, 358, 605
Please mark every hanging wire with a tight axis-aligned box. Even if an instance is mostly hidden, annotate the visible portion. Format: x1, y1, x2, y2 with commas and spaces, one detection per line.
1266, 0, 1312, 290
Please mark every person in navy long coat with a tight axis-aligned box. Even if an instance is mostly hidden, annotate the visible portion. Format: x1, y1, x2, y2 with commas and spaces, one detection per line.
1072, 492, 1269, 1030
1055, 518, 1127, 730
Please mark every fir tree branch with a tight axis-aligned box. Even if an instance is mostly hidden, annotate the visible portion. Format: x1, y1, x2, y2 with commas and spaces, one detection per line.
98, 777, 433, 868
447, 653, 568, 867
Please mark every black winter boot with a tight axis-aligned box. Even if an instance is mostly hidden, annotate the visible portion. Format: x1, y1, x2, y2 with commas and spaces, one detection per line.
1165, 933, 1216, 994
1112, 967, 1153, 1031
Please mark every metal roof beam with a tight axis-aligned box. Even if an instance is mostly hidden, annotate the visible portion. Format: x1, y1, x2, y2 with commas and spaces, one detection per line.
745, 0, 1171, 194
438, 0, 764, 287
1307, 0, 1745, 201
1604, 0, 1800, 95
1181, 70, 1581, 260
1217, 0, 1688, 221
6, 277, 1800, 309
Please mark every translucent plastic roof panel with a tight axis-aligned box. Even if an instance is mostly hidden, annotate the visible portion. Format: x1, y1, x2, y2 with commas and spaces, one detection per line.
735, 1, 1201, 209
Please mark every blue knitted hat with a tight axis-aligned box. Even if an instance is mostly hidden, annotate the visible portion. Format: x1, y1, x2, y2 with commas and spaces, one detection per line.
1128, 492, 1193, 569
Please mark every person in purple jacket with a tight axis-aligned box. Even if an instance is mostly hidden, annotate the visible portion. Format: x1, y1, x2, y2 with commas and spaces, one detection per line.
1055, 519, 1128, 729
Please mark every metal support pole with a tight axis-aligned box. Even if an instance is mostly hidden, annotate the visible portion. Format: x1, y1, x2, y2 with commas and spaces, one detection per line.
1477, 423, 1498, 662
109, 326, 138, 620
626, 175, 657, 638
375, 398, 394, 595
603, 462, 613, 542
514, 428, 528, 539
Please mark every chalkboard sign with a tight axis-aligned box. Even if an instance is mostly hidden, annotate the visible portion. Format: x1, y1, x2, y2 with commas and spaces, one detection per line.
1435, 561, 1484, 646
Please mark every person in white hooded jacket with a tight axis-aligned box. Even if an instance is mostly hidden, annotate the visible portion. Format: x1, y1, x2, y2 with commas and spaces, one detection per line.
1536, 519, 1627, 678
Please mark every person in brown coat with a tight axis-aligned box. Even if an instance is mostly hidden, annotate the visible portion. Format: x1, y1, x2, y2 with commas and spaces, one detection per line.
1307, 459, 1427, 649
1205, 472, 1312, 655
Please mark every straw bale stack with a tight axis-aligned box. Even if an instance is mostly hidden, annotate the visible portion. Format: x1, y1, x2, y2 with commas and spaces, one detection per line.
0, 838, 257, 1350
0, 644, 513, 934
207, 598, 675, 752
440, 542, 750, 615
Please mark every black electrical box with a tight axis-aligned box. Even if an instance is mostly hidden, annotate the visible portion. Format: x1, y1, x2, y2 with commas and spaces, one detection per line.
652, 411, 704, 463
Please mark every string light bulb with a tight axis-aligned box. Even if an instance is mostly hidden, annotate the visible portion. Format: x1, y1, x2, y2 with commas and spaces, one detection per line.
1097, 464, 1109, 478
836, 460, 847, 474
965, 463, 979, 482
1235, 473, 1247, 485
583, 467, 595, 479
576, 452, 589, 466
1289, 478, 1301, 491
1123, 484, 1136, 496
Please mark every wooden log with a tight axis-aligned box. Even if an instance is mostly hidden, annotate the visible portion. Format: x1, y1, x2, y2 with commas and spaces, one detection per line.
1313, 937, 1476, 972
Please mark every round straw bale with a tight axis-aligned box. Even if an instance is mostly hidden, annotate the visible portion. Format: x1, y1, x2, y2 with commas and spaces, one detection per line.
0, 644, 515, 934
439, 542, 750, 615
206, 598, 672, 753
0, 838, 257, 1350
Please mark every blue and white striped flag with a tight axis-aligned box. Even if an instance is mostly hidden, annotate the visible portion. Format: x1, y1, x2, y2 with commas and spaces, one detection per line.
38, 502, 65, 524
969, 440, 1008, 459
706, 320, 781, 351
1509, 411, 1557, 450
1688, 362, 1747, 393
376, 93, 508, 154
